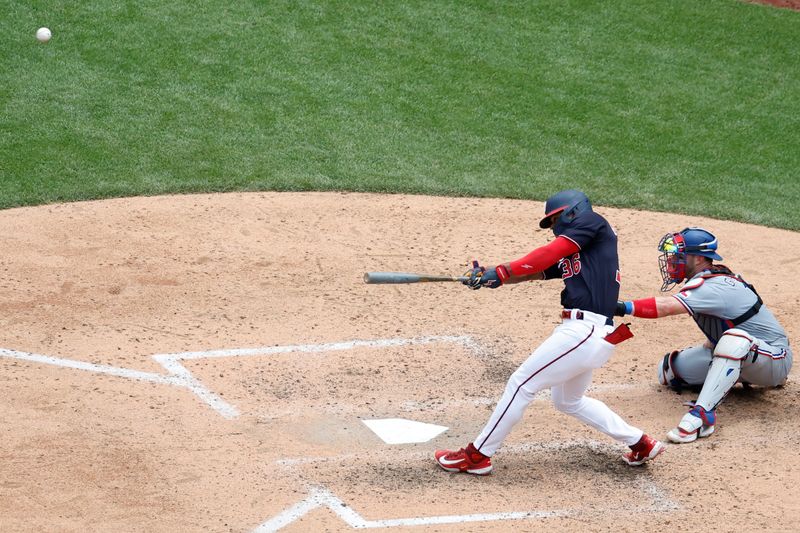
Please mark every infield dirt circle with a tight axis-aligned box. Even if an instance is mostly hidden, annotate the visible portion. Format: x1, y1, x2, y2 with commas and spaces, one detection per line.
1, 192, 798, 532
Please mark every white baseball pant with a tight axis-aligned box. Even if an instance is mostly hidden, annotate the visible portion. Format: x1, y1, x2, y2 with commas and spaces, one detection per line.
474, 310, 643, 456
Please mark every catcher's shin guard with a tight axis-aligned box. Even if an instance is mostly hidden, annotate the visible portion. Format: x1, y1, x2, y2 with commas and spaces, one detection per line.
695, 329, 755, 411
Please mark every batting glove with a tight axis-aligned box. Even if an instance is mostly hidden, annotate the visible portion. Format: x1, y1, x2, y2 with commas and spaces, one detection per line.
463, 261, 486, 290
463, 261, 506, 290
480, 267, 502, 289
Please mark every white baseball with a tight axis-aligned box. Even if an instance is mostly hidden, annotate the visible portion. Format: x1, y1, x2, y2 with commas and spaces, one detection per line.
36, 27, 52, 43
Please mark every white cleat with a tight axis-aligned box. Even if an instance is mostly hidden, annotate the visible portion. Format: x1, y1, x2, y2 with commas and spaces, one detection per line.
667, 410, 715, 444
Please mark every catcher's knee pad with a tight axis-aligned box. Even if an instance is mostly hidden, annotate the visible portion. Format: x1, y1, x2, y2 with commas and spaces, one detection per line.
658, 350, 689, 390
714, 329, 756, 361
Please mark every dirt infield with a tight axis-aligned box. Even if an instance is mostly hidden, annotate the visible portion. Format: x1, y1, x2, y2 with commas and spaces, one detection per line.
1, 192, 798, 532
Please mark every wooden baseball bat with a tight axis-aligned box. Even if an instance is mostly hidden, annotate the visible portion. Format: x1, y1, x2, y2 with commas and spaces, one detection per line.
363, 272, 469, 284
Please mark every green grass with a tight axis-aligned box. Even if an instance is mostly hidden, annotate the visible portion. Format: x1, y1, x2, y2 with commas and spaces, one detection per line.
2, 0, 799, 228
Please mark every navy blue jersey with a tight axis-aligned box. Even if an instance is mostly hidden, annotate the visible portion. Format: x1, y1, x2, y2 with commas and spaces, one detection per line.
542, 211, 621, 318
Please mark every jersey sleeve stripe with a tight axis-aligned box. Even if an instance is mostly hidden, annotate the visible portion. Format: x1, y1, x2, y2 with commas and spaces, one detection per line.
560, 234, 581, 250
672, 294, 693, 315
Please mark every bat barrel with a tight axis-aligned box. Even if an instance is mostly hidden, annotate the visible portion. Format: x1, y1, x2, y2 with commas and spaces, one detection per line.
363, 272, 465, 284
364, 272, 423, 284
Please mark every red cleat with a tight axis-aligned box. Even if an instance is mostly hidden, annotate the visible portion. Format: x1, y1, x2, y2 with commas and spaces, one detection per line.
435, 444, 493, 475
623, 434, 665, 466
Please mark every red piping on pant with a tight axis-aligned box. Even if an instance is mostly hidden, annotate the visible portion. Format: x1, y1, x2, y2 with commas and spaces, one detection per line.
476, 326, 594, 453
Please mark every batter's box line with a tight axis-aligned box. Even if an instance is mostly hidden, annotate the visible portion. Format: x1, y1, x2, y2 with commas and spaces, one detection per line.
0, 335, 480, 420
257, 440, 678, 532
254, 487, 571, 532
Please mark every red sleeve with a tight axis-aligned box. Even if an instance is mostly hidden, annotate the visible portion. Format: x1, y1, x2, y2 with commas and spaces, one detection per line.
508, 236, 580, 276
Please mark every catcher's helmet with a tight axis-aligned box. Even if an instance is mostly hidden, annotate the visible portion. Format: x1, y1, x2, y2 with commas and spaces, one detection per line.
677, 227, 723, 260
539, 189, 592, 234
657, 227, 722, 290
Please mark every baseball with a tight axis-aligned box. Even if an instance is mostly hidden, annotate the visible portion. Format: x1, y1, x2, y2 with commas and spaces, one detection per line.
36, 27, 51, 43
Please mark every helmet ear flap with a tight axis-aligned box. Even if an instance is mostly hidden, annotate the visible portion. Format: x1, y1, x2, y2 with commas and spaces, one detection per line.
562, 197, 590, 223
539, 190, 591, 230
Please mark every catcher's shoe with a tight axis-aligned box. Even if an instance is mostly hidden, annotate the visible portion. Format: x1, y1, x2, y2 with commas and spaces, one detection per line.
622, 434, 665, 466
667, 406, 716, 444
435, 443, 492, 475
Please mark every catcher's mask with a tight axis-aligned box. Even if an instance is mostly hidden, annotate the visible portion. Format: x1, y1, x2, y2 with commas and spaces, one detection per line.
539, 189, 592, 236
658, 227, 723, 291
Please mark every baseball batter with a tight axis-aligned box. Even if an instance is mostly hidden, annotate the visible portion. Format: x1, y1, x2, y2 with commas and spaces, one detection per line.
616, 227, 792, 443
434, 189, 664, 475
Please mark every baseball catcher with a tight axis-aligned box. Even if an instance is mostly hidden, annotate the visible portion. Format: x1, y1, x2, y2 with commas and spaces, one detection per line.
434, 189, 664, 476
616, 227, 792, 443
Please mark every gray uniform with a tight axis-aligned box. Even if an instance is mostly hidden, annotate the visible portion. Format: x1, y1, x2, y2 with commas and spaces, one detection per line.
669, 269, 792, 388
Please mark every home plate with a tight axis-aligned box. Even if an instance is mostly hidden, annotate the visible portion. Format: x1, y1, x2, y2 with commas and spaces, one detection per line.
362, 418, 448, 444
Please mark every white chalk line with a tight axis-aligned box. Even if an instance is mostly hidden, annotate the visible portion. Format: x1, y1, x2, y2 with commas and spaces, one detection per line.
253, 487, 570, 532
0, 336, 481, 420
0, 348, 180, 386
151, 353, 240, 419
258, 440, 678, 532
156, 335, 475, 360
0, 347, 232, 418
1, 343, 675, 530
151, 335, 478, 419
0, 338, 653, 421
